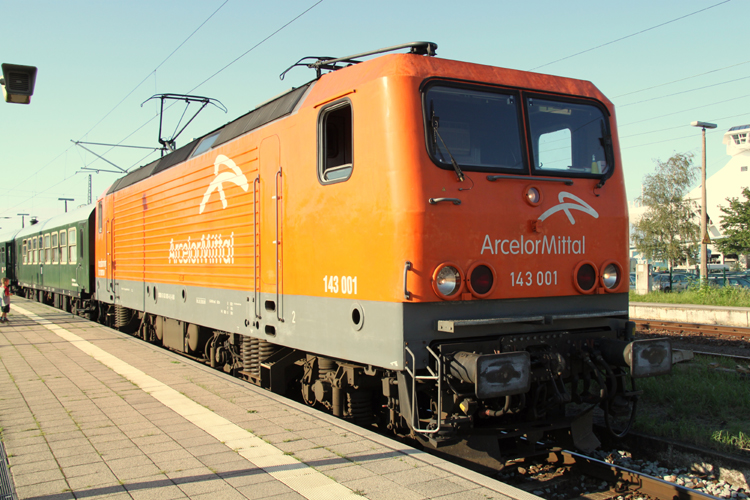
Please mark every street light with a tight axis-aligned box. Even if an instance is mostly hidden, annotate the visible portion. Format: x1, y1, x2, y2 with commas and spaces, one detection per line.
691, 120, 718, 284
1, 64, 37, 104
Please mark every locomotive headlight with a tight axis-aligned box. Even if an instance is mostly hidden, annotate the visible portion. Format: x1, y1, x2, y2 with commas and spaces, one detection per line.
524, 185, 542, 206
432, 263, 464, 299
600, 261, 622, 290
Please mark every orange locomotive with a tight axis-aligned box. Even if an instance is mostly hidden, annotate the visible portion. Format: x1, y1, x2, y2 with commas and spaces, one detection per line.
93, 43, 670, 452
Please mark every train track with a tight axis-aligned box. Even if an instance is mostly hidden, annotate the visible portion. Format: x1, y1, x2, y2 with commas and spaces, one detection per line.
20, 301, 740, 500
633, 319, 750, 339
546, 449, 717, 500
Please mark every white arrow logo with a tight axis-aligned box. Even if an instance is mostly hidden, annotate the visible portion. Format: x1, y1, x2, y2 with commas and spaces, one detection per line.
199, 154, 249, 214
539, 192, 599, 225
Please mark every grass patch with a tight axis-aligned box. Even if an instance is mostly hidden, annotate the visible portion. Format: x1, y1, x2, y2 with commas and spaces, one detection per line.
630, 284, 750, 307
635, 355, 750, 454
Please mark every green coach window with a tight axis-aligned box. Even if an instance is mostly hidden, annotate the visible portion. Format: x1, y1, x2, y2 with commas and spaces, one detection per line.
44, 234, 51, 265
60, 230, 67, 265
69, 228, 77, 265
52, 233, 59, 264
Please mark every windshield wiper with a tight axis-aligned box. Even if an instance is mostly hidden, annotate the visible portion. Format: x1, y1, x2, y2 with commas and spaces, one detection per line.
432, 113, 464, 182
597, 120, 615, 189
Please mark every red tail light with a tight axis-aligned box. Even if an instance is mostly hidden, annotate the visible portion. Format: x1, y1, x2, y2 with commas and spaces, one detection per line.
575, 262, 597, 293
468, 263, 496, 298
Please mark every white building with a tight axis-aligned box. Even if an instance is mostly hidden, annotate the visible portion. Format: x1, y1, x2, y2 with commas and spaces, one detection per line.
630, 124, 750, 270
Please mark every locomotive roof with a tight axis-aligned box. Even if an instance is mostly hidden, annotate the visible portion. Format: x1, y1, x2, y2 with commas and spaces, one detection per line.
107, 83, 312, 195
16, 204, 95, 239
105, 50, 611, 197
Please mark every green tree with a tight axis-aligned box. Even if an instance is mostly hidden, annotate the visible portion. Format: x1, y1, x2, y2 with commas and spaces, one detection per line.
714, 187, 750, 257
632, 152, 700, 273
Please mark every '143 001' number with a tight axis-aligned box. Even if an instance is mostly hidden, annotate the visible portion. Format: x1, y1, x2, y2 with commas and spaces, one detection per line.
324, 275, 358, 295
510, 271, 558, 286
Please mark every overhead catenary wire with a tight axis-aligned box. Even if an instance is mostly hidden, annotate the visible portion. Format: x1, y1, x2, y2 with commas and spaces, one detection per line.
618, 75, 750, 108
1, 2, 232, 218
618, 93, 750, 128
86, 0, 324, 167
529, 0, 732, 71
3, 1, 323, 220
613, 59, 750, 99
1, 1, 739, 220
77, 0, 231, 142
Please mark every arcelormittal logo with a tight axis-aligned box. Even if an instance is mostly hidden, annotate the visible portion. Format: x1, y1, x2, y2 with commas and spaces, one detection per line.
199, 155, 249, 214
539, 192, 599, 225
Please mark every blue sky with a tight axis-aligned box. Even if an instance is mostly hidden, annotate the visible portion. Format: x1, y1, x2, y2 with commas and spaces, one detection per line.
0, 0, 745, 229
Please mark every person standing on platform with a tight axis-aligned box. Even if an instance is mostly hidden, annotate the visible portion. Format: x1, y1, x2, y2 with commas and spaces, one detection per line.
1, 277, 10, 323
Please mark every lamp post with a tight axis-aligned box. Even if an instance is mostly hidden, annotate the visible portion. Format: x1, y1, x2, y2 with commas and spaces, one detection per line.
1, 64, 37, 104
691, 121, 718, 284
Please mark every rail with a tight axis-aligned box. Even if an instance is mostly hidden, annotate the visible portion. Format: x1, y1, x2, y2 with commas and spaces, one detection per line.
633, 319, 750, 339
549, 449, 716, 500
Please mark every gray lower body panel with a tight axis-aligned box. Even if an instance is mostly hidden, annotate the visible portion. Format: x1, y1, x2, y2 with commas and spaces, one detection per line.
99, 277, 628, 372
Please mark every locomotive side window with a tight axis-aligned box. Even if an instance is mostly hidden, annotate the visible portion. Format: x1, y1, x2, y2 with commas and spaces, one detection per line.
190, 131, 221, 158
22, 240, 27, 265
60, 230, 68, 265
318, 101, 353, 183
33, 237, 39, 264
425, 85, 525, 173
527, 97, 611, 177
98, 201, 103, 234
69, 228, 77, 265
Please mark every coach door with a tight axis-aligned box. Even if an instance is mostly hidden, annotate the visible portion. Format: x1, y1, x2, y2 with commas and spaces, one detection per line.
258, 135, 283, 321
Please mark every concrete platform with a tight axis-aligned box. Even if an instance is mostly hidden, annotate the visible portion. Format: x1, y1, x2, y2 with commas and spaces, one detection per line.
0, 298, 539, 500
630, 301, 750, 327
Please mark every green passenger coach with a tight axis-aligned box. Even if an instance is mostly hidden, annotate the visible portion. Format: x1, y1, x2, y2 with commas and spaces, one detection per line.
16, 205, 95, 312
0, 229, 21, 285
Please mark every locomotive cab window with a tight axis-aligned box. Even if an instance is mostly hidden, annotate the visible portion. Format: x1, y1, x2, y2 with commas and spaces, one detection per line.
318, 101, 353, 183
424, 85, 525, 173
527, 97, 611, 177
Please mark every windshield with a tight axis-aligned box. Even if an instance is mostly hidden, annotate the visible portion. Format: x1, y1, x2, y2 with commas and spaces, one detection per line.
527, 97, 610, 176
425, 85, 525, 172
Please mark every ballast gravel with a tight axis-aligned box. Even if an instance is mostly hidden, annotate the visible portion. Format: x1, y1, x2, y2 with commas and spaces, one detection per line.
592, 449, 748, 499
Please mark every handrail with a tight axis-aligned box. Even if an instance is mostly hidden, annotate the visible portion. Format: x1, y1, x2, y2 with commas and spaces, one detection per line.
405, 346, 442, 435
253, 176, 261, 320
486, 174, 573, 185
403, 261, 412, 300
275, 168, 283, 322
428, 197, 461, 205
